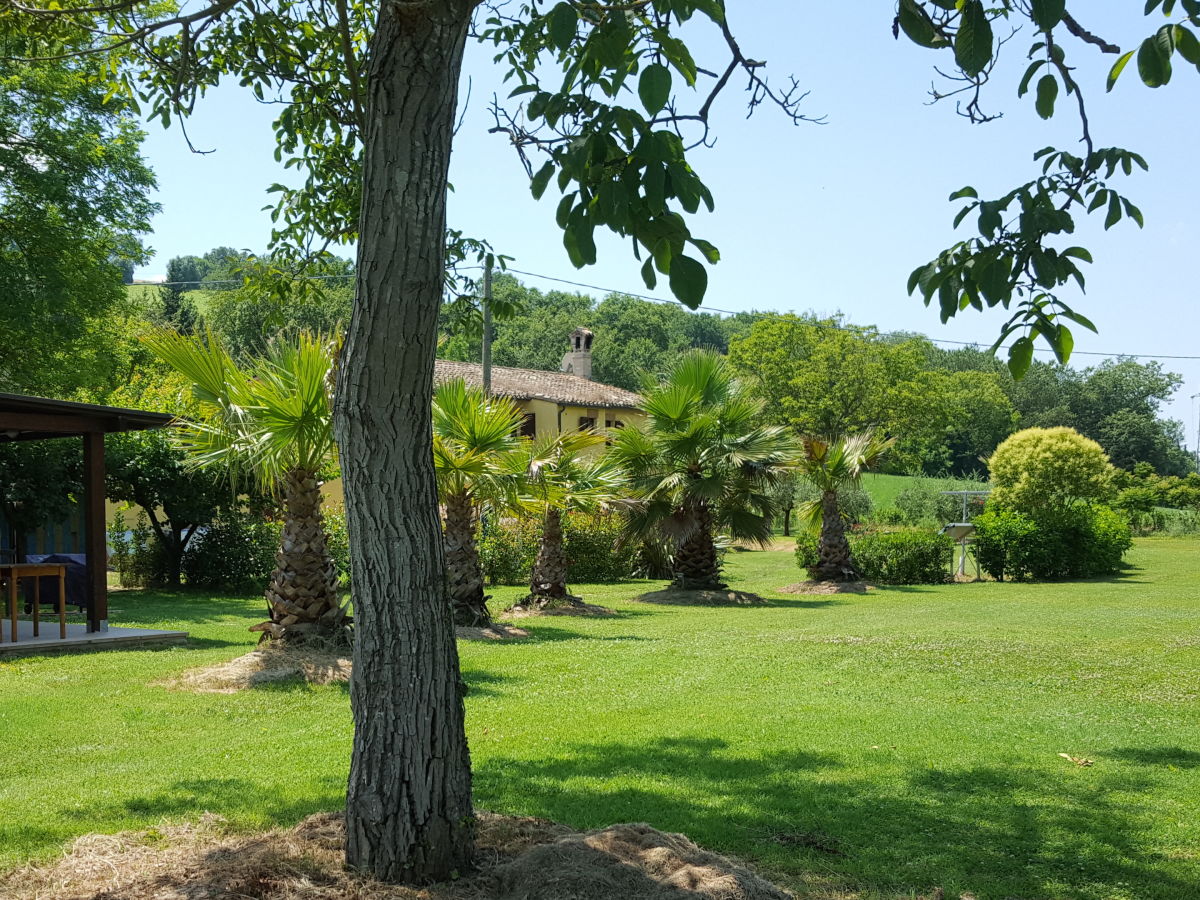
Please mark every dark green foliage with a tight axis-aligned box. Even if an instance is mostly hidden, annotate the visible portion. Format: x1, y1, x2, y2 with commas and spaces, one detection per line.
893, 477, 987, 525
181, 512, 281, 592
323, 508, 352, 589
851, 530, 954, 585
973, 505, 1131, 582
0, 49, 157, 396
793, 528, 952, 585
0, 439, 82, 554
480, 514, 637, 586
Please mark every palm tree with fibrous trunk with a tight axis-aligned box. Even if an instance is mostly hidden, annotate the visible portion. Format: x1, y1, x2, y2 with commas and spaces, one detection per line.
796, 431, 894, 582
609, 350, 795, 591
143, 328, 347, 645
516, 429, 626, 608
432, 378, 524, 627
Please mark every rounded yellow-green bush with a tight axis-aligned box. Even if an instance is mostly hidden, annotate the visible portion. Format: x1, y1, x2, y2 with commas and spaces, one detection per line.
988, 426, 1115, 513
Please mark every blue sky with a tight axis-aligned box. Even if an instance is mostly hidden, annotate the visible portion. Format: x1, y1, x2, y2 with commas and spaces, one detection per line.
133, 3, 1200, 446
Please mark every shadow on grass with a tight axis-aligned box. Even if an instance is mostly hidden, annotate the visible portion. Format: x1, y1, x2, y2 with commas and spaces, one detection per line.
517, 625, 654, 644
1109, 746, 1200, 768
473, 736, 1190, 900
58, 776, 345, 829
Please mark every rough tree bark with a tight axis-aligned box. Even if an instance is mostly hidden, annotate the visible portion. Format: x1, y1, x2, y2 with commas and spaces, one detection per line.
332, 2, 476, 884
529, 508, 574, 605
443, 491, 491, 626
813, 489, 858, 581
255, 467, 345, 642
672, 503, 725, 590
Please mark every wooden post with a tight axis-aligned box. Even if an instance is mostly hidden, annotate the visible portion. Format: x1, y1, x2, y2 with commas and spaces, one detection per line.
83, 431, 108, 632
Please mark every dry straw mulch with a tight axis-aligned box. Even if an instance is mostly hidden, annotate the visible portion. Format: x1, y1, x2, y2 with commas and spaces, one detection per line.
163, 645, 352, 694
502, 600, 617, 619
0, 812, 794, 900
455, 623, 531, 642
776, 582, 870, 596
634, 589, 770, 607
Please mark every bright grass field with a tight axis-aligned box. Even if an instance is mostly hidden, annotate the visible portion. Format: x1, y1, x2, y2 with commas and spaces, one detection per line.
1, 540, 1198, 900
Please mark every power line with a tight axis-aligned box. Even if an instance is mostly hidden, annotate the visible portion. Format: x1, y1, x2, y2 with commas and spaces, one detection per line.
502, 267, 1200, 362
141, 266, 1200, 362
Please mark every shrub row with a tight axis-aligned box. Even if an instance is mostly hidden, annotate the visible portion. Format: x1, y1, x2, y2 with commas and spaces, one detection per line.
973, 505, 1132, 581
794, 528, 953, 585
479, 513, 637, 586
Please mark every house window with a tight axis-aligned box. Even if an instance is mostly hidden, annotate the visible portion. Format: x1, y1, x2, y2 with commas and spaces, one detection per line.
604, 419, 624, 429
519, 413, 536, 437
578, 416, 596, 431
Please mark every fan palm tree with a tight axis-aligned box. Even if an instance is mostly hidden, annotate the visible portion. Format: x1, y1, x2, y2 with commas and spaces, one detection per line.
609, 350, 795, 591
432, 378, 524, 627
143, 328, 347, 643
796, 431, 894, 582
516, 429, 626, 607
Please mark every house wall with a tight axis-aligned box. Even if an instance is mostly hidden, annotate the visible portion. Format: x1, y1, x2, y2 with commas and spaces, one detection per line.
320, 401, 645, 511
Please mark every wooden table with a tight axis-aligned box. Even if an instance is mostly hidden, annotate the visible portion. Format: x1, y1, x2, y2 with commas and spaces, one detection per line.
1, 564, 67, 642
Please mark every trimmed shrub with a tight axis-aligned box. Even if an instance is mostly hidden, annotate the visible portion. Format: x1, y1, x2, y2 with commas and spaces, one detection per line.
989, 427, 1116, 513
852, 530, 953, 585
793, 528, 952, 585
182, 512, 281, 592
480, 514, 638, 586
973, 505, 1131, 581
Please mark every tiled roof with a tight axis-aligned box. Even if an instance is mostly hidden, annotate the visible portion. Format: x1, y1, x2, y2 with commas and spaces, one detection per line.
434, 359, 642, 410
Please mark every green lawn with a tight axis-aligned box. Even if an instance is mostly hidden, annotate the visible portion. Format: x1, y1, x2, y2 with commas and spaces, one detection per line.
2, 540, 1198, 899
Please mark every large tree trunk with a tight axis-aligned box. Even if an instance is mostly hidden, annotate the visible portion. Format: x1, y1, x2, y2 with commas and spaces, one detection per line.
254, 467, 345, 643
812, 489, 858, 581
443, 492, 490, 626
529, 508, 573, 605
672, 503, 725, 590
333, 3, 475, 884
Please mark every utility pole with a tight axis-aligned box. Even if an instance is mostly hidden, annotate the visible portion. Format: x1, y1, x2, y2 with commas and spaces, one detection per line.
1192, 392, 1200, 473
482, 256, 493, 395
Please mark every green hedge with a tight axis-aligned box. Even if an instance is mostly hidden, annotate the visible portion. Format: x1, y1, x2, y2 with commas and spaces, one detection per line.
793, 528, 953, 585
973, 504, 1132, 581
182, 512, 281, 592
479, 513, 637, 586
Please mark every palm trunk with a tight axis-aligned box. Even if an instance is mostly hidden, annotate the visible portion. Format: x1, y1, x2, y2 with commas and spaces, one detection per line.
444, 492, 490, 626
529, 508, 573, 605
813, 489, 858, 581
254, 467, 344, 642
672, 503, 725, 590
333, 3, 475, 884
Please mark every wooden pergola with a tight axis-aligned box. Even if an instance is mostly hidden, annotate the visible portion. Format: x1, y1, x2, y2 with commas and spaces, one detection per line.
0, 393, 172, 633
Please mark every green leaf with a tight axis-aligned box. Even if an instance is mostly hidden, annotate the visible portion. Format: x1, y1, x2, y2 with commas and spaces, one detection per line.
955, 1, 994, 77
530, 161, 555, 200
1061, 246, 1093, 263
641, 256, 657, 290
897, 0, 947, 49
1030, 0, 1066, 31
547, 2, 577, 51
948, 186, 979, 201
1034, 74, 1058, 119
638, 63, 672, 116
1105, 192, 1122, 229
1174, 24, 1200, 65
1107, 50, 1135, 91
1137, 33, 1173, 87
1007, 337, 1035, 379
668, 254, 708, 308
1054, 324, 1074, 364
1018, 59, 1046, 97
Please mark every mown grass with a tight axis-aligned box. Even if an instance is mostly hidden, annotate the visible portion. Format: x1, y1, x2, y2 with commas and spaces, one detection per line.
1, 540, 1198, 899
860, 472, 986, 510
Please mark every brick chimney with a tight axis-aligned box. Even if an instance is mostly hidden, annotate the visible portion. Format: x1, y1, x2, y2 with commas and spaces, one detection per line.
560, 327, 594, 380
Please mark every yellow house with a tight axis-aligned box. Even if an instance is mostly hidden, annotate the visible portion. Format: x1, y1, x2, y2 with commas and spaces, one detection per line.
323, 328, 645, 506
